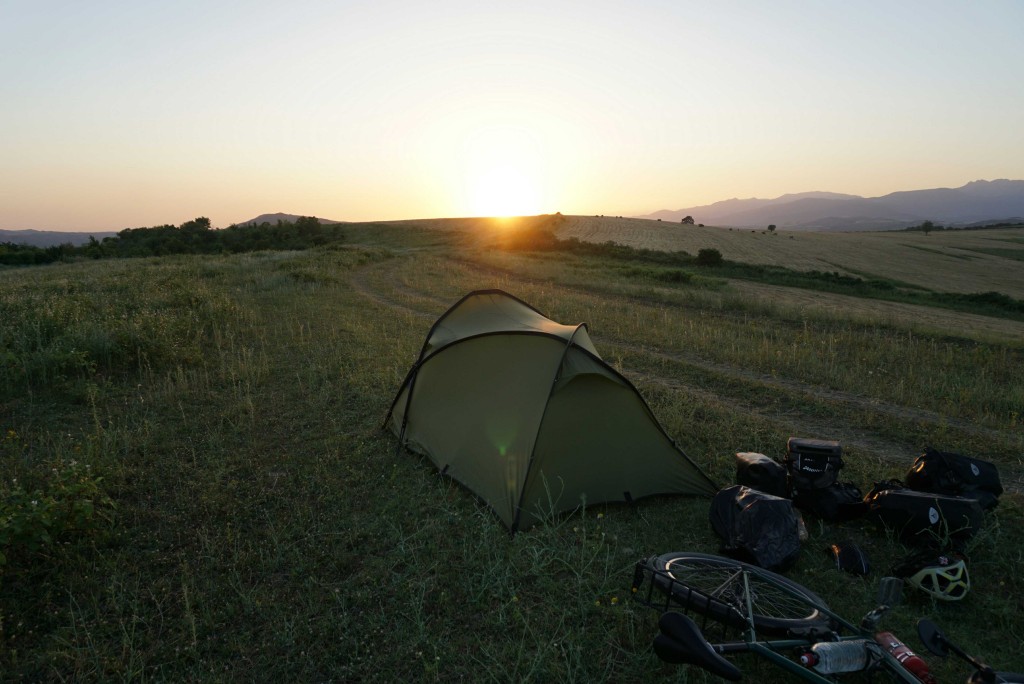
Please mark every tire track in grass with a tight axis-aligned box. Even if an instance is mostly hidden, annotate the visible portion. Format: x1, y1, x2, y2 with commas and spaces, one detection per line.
347, 257, 1022, 491
349, 256, 1010, 442
444, 256, 1017, 445
348, 258, 935, 476
349, 264, 440, 320
624, 367, 920, 474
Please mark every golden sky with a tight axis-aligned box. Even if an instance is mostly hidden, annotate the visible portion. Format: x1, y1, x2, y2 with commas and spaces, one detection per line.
2, 1, 1023, 230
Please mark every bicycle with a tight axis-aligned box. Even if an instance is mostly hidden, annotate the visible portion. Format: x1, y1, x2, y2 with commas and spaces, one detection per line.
631, 552, 1024, 683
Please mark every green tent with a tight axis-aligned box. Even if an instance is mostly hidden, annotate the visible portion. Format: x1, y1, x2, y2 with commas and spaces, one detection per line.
387, 290, 717, 531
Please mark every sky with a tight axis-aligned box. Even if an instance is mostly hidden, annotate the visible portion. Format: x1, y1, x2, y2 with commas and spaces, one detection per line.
2, 1, 1023, 231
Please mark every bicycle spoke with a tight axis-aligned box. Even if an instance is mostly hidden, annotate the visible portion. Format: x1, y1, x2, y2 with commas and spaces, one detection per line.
665, 560, 816, 621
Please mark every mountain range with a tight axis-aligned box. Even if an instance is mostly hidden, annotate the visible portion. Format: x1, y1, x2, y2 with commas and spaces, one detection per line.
0, 229, 118, 248
642, 179, 1024, 231
4, 183, 1023, 247
0, 214, 345, 247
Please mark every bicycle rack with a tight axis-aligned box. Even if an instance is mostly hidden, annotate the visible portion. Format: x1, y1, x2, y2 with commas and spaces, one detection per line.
632, 557, 746, 641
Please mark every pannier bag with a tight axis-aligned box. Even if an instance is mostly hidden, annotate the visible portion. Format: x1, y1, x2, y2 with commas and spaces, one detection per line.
709, 485, 803, 571
785, 438, 843, 492
864, 482, 983, 545
905, 447, 1003, 511
735, 452, 789, 498
793, 481, 867, 522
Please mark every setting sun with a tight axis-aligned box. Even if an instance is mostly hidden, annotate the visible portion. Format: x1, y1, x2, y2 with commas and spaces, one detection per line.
453, 123, 550, 218
467, 164, 542, 217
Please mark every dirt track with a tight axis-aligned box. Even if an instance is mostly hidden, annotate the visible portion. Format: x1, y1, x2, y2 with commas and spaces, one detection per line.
350, 255, 1022, 493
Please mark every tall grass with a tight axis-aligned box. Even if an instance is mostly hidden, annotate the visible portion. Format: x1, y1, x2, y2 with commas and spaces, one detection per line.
1, 241, 1022, 681
365, 251, 1024, 435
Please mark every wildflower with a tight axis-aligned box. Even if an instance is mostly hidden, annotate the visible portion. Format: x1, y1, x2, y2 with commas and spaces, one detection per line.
611, 597, 619, 605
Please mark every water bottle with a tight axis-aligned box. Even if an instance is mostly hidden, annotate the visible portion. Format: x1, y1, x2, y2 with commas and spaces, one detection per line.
874, 632, 937, 684
799, 639, 869, 674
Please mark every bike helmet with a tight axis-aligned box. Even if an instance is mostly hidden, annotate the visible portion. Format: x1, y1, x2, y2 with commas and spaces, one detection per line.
895, 551, 969, 601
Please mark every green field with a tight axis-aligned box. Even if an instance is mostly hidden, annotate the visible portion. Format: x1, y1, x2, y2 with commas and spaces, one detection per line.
2, 219, 1023, 682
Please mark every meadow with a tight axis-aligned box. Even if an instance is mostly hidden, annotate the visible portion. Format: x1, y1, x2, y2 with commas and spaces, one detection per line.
554, 216, 1024, 298
1, 218, 1023, 682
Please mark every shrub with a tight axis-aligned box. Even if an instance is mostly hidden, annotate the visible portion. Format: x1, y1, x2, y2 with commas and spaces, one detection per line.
0, 432, 115, 570
654, 269, 694, 283
695, 248, 723, 266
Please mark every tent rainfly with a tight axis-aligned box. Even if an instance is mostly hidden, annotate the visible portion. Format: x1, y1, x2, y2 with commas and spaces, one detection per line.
386, 290, 717, 531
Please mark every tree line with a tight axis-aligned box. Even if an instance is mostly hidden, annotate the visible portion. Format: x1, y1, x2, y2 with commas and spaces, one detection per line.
0, 216, 341, 266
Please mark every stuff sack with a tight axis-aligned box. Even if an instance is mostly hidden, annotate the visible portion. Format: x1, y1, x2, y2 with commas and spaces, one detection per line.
735, 452, 789, 498
864, 483, 983, 545
905, 447, 1003, 511
710, 485, 803, 571
785, 437, 843, 492
793, 482, 867, 522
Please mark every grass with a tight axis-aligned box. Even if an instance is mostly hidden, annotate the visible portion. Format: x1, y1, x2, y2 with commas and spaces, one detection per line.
2, 230, 1023, 681
960, 247, 1024, 261
555, 217, 1024, 299
510, 233, 1024, 321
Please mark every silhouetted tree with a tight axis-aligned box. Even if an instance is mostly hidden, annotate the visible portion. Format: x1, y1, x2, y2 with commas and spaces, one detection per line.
767, 224, 776, 233
681, 216, 695, 225
180, 217, 211, 232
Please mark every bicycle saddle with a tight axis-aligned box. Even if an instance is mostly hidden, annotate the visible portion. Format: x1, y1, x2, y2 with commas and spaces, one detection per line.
654, 612, 742, 681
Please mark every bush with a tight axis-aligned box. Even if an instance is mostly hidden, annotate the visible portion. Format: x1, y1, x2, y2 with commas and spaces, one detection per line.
695, 248, 723, 266
654, 269, 694, 283
0, 431, 115, 570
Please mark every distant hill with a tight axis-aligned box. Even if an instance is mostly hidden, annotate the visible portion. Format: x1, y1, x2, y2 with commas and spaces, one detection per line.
0, 229, 117, 247
234, 213, 345, 226
642, 179, 1024, 231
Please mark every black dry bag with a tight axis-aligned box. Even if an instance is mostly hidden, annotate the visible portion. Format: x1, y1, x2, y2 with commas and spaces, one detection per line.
710, 485, 803, 572
864, 481, 983, 545
735, 452, 789, 498
905, 447, 1002, 511
793, 482, 867, 522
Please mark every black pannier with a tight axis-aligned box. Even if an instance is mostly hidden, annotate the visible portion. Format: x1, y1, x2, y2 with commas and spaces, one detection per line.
864, 481, 983, 545
793, 482, 867, 522
710, 485, 803, 571
735, 452, 789, 498
905, 446, 1003, 511
785, 437, 843, 491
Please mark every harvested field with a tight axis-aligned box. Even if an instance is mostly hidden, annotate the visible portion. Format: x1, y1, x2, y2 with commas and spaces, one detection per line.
554, 216, 1024, 297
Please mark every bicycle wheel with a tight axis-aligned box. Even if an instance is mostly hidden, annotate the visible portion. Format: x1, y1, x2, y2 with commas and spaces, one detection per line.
647, 552, 829, 634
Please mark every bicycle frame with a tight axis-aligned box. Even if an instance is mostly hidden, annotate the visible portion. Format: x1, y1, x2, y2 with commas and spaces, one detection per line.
634, 558, 924, 683
727, 570, 920, 683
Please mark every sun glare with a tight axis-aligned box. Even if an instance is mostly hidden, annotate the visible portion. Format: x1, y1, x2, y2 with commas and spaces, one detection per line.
455, 124, 549, 218
468, 165, 541, 217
